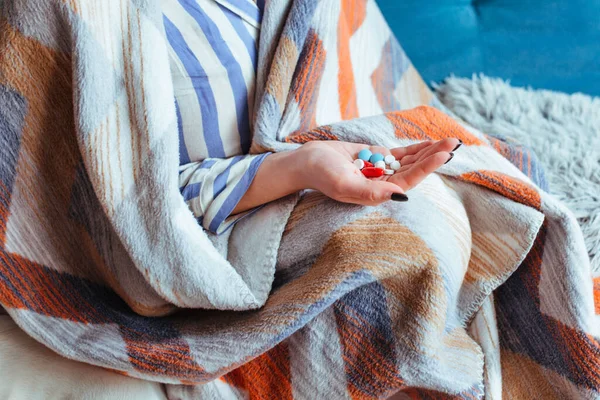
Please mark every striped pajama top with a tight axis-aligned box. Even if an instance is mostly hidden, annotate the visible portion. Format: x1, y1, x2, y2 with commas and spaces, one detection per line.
162, 0, 268, 234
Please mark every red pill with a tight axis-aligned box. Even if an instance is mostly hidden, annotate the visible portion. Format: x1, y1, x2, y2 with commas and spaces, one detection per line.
363, 161, 374, 168
361, 167, 384, 178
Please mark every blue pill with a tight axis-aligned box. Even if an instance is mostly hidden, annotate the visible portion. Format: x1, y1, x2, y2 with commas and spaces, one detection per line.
369, 153, 384, 163
357, 149, 372, 161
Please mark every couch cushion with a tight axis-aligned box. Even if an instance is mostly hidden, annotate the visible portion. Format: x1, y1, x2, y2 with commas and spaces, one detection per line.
378, 0, 600, 95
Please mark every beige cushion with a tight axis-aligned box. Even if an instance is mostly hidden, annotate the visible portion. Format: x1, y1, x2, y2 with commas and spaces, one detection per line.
0, 316, 167, 400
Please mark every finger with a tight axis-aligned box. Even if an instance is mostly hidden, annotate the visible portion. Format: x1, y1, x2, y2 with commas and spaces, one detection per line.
396, 149, 445, 173
390, 140, 434, 160
401, 138, 459, 166
339, 178, 404, 206
388, 152, 451, 191
400, 138, 460, 166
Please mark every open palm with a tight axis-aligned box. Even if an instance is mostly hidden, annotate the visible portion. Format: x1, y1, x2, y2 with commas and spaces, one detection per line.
298, 138, 460, 205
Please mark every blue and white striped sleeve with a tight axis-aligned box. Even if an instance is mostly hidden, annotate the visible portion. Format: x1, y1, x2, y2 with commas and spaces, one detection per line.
178, 153, 270, 234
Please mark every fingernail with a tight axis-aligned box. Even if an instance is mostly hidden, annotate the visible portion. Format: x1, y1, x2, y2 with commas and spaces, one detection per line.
453, 139, 463, 151
391, 193, 408, 202
445, 152, 454, 164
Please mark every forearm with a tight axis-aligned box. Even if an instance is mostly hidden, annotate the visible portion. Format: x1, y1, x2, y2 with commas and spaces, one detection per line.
232, 150, 307, 214
179, 139, 452, 233
231, 138, 457, 215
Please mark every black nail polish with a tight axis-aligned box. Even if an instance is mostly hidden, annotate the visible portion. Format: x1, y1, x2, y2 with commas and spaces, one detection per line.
453, 139, 463, 151
391, 193, 408, 202
445, 152, 454, 164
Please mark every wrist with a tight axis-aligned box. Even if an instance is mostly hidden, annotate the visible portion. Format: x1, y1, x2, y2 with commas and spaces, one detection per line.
264, 150, 309, 195
288, 147, 312, 191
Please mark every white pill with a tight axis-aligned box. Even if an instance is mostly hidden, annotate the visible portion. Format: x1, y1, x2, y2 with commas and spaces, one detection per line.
353, 159, 365, 169
384, 155, 396, 165
390, 160, 401, 171
374, 160, 386, 169
383, 169, 394, 175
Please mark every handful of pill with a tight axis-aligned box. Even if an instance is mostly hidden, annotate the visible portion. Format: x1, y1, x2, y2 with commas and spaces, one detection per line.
355, 149, 401, 177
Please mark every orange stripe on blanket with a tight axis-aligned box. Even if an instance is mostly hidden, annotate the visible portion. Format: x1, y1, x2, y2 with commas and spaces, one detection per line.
0, 180, 10, 245
545, 315, 600, 389
337, 0, 366, 120
120, 325, 206, 382
292, 30, 327, 131
0, 16, 79, 224
460, 171, 542, 211
223, 342, 293, 400
594, 277, 600, 315
342, 0, 367, 33
0, 252, 98, 323
387, 106, 485, 145
0, 199, 86, 320
285, 125, 338, 144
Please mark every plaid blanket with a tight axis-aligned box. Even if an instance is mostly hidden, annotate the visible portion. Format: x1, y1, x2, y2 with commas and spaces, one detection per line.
1, 0, 598, 398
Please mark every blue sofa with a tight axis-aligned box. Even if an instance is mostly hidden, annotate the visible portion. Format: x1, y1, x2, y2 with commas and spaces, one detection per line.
378, 0, 600, 96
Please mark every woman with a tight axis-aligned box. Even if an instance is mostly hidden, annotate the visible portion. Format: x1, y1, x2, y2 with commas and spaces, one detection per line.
0, 1, 460, 397
3, 0, 592, 398
166, 0, 460, 234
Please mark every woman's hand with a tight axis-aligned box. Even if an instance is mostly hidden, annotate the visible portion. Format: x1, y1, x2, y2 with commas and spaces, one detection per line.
232, 138, 460, 214
294, 138, 460, 205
